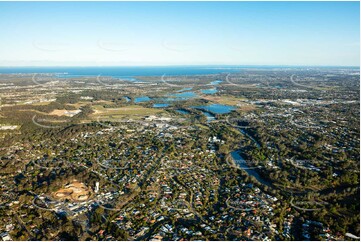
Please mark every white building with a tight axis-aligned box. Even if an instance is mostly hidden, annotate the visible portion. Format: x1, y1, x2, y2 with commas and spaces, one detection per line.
95, 182, 100, 193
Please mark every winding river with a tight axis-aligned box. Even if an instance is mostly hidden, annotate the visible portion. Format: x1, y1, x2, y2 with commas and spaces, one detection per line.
230, 151, 271, 187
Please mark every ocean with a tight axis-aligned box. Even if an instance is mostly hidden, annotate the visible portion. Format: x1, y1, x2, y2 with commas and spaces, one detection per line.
0, 65, 291, 77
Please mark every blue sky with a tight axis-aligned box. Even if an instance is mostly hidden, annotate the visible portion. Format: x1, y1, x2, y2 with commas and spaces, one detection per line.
0, 1, 359, 66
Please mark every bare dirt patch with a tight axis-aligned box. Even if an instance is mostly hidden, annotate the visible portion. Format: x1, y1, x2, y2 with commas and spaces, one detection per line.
49, 109, 81, 117
53, 180, 92, 202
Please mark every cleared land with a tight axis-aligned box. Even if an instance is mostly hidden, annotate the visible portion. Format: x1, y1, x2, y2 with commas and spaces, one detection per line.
201, 95, 256, 111
49, 109, 81, 117
53, 181, 92, 202
91, 105, 163, 120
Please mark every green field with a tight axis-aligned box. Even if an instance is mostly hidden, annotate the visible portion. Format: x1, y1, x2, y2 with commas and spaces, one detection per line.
91, 105, 164, 120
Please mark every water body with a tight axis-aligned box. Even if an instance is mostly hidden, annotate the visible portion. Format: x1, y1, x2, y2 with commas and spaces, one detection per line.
192, 104, 236, 114
209, 80, 223, 85
202, 111, 216, 121
175, 109, 191, 115
0, 66, 249, 76
230, 151, 271, 187
240, 129, 261, 148
134, 96, 151, 103
176, 108, 215, 121
169, 91, 198, 100
1, 66, 354, 77
201, 89, 218, 95
124, 96, 131, 102
153, 103, 169, 108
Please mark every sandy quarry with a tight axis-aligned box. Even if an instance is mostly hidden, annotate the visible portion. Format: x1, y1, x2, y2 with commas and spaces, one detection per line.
49, 109, 81, 117
53, 180, 92, 202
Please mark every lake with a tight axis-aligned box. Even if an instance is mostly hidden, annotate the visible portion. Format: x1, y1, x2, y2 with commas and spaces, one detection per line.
192, 104, 236, 114
201, 89, 218, 94
168, 91, 198, 99
134, 96, 151, 103
153, 103, 169, 108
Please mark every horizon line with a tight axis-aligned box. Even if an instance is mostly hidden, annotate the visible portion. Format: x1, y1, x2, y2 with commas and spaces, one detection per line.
0, 64, 359, 68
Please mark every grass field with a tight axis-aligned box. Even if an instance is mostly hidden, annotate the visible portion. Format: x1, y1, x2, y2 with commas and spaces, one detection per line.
200, 95, 246, 105
69, 100, 115, 108
201, 95, 256, 111
91, 105, 164, 120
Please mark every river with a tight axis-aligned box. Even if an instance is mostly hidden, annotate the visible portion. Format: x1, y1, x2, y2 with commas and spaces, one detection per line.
230, 151, 271, 187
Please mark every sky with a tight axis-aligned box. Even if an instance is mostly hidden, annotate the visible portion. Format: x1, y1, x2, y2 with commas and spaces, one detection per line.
0, 1, 359, 67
